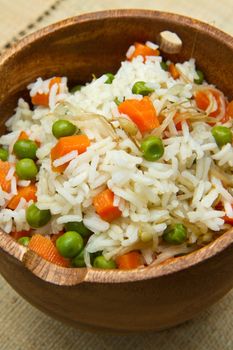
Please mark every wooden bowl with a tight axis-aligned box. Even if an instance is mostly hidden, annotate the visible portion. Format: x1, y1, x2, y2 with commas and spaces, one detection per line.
0, 10, 233, 333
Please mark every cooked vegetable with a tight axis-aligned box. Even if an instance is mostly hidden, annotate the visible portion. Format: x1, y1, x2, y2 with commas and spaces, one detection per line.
64, 221, 91, 237
225, 100, 233, 121
212, 125, 232, 147
13, 139, 38, 160
118, 97, 159, 133
28, 234, 69, 267
163, 223, 187, 244
194, 88, 225, 119
118, 117, 138, 136
140, 135, 164, 161
31, 77, 61, 106
116, 251, 142, 269
26, 203, 51, 228
194, 70, 204, 85
0, 160, 12, 192
18, 236, 30, 247
15, 158, 38, 180
56, 231, 83, 258
93, 189, 121, 222
0, 148, 8, 161
93, 255, 116, 269
51, 134, 90, 172
71, 249, 86, 267
114, 97, 121, 106
128, 42, 160, 61
70, 85, 82, 93
169, 63, 180, 80
105, 73, 115, 84
160, 61, 168, 71
18, 131, 29, 140
159, 31, 182, 54
7, 184, 37, 210
132, 81, 154, 96
52, 120, 77, 139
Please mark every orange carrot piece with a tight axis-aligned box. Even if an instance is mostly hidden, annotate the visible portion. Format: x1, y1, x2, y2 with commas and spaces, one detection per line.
194, 90, 210, 111
7, 184, 37, 210
28, 234, 69, 267
224, 100, 233, 122
173, 112, 190, 131
169, 63, 180, 80
18, 131, 29, 141
116, 251, 143, 270
128, 42, 160, 61
51, 134, 90, 172
0, 160, 11, 193
118, 96, 159, 133
11, 230, 31, 240
93, 189, 121, 222
31, 77, 62, 106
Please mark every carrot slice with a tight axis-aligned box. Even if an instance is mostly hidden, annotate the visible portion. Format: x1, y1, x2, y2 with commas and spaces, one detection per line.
31, 77, 62, 107
0, 160, 12, 193
223, 100, 233, 123
18, 131, 29, 141
194, 88, 226, 122
11, 230, 31, 240
118, 96, 159, 133
169, 63, 180, 80
7, 184, 37, 210
116, 251, 143, 269
28, 234, 69, 267
51, 134, 90, 172
128, 42, 160, 61
93, 189, 121, 222
173, 112, 190, 131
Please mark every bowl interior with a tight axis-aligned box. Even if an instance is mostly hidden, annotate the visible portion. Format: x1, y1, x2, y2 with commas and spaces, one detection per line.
0, 10, 233, 284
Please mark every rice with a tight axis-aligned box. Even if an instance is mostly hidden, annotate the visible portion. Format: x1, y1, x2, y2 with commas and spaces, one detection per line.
0, 38, 232, 269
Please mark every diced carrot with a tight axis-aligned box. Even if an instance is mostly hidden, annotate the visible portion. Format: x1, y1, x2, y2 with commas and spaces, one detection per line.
31, 77, 62, 107
116, 251, 143, 270
7, 184, 37, 210
0, 160, 11, 193
18, 131, 29, 141
173, 112, 190, 131
223, 100, 233, 123
194, 88, 226, 122
128, 42, 160, 61
11, 230, 31, 240
118, 96, 159, 133
93, 189, 122, 222
28, 234, 69, 267
169, 63, 180, 80
51, 135, 90, 172
224, 216, 233, 225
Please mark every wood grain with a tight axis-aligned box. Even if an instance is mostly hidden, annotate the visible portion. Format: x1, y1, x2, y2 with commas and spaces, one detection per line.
0, 10, 233, 332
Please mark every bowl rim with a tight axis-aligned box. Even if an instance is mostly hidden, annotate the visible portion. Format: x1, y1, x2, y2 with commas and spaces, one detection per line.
0, 9, 233, 286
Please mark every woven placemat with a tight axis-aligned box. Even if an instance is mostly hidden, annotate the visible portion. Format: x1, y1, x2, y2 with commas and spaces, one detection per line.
0, 0, 233, 349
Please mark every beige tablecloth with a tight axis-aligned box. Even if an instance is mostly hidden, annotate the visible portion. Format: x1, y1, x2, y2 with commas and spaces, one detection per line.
0, 1, 233, 349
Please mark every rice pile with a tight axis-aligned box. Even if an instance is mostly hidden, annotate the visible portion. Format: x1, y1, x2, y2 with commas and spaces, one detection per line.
0, 40, 232, 267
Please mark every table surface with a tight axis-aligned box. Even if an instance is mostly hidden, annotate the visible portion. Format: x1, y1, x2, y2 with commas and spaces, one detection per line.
0, 0, 233, 349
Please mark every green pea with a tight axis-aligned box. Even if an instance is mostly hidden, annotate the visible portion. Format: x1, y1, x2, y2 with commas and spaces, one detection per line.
56, 231, 83, 258
211, 125, 232, 148
70, 84, 82, 93
64, 221, 91, 237
93, 255, 116, 269
194, 70, 204, 85
132, 81, 154, 96
160, 61, 169, 71
71, 249, 86, 267
0, 147, 8, 161
26, 204, 51, 228
105, 73, 115, 84
16, 158, 38, 180
140, 136, 164, 161
52, 120, 77, 139
163, 223, 187, 245
13, 140, 38, 160
18, 236, 30, 247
